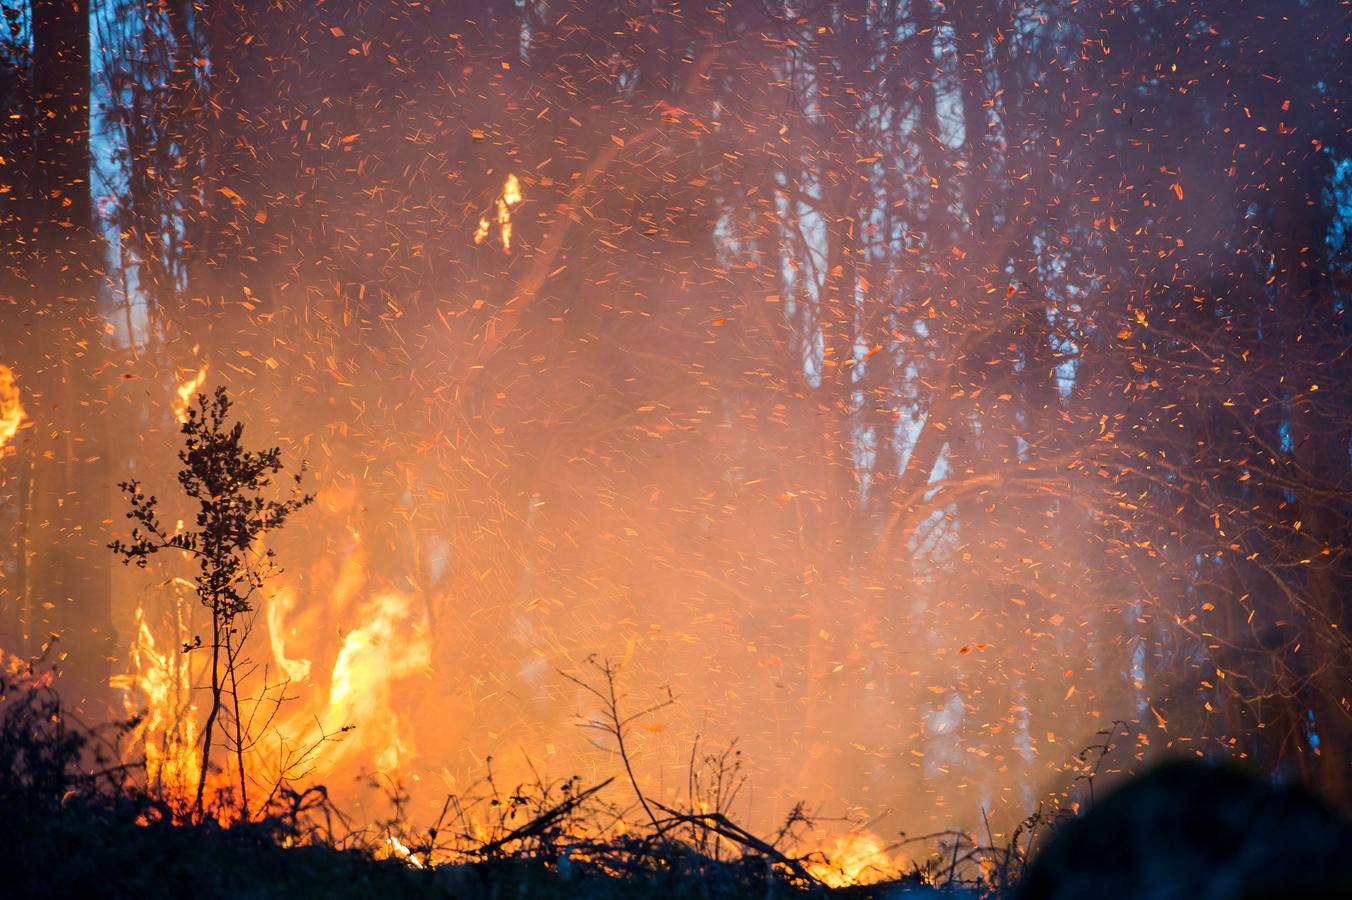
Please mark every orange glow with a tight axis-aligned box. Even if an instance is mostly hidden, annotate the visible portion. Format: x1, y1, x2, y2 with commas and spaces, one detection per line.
19, 2, 1343, 887
804, 831, 906, 888
173, 364, 209, 423
475, 174, 522, 250
0, 362, 24, 450
110, 600, 202, 813
324, 589, 432, 771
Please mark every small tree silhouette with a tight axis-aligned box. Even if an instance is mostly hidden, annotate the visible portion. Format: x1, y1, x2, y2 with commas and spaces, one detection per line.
111, 387, 312, 820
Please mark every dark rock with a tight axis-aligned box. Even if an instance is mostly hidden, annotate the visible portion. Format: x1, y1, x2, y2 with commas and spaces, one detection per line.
1015, 758, 1352, 900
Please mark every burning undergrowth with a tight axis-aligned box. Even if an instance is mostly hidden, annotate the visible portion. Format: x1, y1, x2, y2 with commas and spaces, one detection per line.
59, 387, 991, 894
17, 633, 1349, 899
6, 388, 1342, 898
23, 361, 1305, 893
8, 582, 1350, 898
0, 640, 1048, 899
8, 657, 1350, 900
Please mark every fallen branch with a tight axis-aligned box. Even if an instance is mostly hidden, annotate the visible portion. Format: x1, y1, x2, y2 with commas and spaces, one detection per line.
474, 776, 616, 857
651, 800, 825, 890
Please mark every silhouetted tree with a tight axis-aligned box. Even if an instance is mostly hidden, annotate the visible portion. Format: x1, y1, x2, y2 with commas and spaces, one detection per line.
111, 387, 312, 820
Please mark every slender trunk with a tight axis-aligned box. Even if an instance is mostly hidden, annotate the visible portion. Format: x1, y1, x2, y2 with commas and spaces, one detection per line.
13, 455, 31, 652
226, 629, 250, 819
195, 607, 223, 818
795, 2, 877, 785
28, 0, 113, 714
954, 2, 992, 217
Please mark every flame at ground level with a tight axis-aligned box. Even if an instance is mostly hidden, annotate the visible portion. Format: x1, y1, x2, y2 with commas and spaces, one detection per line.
805, 831, 909, 888
110, 500, 916, 885
105, 466, 1116, 886
110, 603, 201, 810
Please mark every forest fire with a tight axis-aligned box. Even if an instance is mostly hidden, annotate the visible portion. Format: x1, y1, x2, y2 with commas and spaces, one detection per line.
1, 0, 1351, 897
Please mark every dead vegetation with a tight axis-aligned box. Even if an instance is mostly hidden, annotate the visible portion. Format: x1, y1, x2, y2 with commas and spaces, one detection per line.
0, 644, 996, 898
5, 637, 1352, 899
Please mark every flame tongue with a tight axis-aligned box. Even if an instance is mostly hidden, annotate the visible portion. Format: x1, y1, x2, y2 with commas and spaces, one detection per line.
474, 173, 523, 250
0, 362, 25, 450
498, 173, 522, 250
173, 364, 209, 423
264, 518, 434, 775
110, 604, 202, 812
325, 590, 432, 771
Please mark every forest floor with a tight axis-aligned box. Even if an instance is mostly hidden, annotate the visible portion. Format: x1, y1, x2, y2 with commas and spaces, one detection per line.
0, 795, 973, 900
7, 664, 1352, 899
0, 658, 989, 899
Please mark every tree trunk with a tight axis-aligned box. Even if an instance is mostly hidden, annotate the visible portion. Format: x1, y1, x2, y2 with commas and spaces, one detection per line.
25, 0, 113, 715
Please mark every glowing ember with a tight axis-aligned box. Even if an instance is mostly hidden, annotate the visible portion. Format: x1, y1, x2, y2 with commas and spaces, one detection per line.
501, 171, 521, 206
0, 362, 24, 450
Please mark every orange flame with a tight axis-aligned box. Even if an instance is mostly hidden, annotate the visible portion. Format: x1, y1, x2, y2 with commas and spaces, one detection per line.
173, 364, 209, 423
498, 172, 522, 250
265, 585, 313, 684
325, 590, 432, 771
474, 174, 522, 250
0, 362, 25, 450
804, 830, 907, 888
261, 507, 433, 783
110, 600, 202, 810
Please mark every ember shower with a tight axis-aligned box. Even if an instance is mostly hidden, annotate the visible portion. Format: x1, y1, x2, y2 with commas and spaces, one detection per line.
1, 0, 1349, 841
